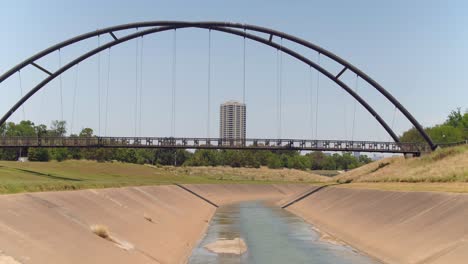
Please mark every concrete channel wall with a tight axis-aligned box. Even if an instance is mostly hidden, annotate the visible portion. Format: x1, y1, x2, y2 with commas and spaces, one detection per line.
287, 187, 468, 264
0, 184, 310, 264
2, 184, 467, 264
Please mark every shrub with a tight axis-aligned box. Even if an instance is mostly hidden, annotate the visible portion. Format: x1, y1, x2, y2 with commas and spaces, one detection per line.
28, 148, 50, 162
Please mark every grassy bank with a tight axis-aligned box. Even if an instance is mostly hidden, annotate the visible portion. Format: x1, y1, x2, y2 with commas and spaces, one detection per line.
0, 160, 327, 194
336, 145, 468, 192
1, 145, 466, 195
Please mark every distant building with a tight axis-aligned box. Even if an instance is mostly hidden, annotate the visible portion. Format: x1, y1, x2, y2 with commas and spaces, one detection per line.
372, 154, 384, 161
353, 152, 361, 159
219, 101, 246, 143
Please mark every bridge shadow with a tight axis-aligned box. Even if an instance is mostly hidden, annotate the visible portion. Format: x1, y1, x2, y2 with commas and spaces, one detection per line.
13, 168, 83, 182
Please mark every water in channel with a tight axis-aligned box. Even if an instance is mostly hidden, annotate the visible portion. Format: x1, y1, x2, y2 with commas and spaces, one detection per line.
189, 201, 379, 264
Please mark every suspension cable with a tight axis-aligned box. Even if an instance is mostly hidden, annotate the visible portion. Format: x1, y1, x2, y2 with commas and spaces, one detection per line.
390, 106, 398, 140
97, 36, 101, 136
18, 71, 25, 120
207, 29, 211, 138
243, 29, 246, 104
139, 37, 144, 137
344, 99, 348, 139
71, 64, 79, 135
105, 48, 111, 136
309, 67, 314, 139
351, 74, 358, 141
40, 59, 46, 124
59, 49, 64, 122
279, 38, 283, 139
276, 48, 280, 139
315, 53, 321, 139
134, 35, 139, 137
171, 29, 177, 137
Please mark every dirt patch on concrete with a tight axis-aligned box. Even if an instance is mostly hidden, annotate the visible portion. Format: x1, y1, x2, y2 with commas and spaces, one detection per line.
0, 252, 21, 264
204, 238, 247, 255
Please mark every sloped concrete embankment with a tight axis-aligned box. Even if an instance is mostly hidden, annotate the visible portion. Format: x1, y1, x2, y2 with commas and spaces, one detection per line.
287, 187, 468, 264
0, 184, 309, 264
183, 183, 314, 206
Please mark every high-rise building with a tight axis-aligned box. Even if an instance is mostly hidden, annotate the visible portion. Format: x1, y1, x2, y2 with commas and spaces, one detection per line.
219, 101, 246, 141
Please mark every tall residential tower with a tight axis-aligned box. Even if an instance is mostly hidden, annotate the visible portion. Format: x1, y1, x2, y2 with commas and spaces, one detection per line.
219, 101, 246, 141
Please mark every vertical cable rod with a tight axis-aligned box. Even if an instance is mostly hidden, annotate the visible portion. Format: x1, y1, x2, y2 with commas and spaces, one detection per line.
97, 36, 101, 135
58, 49, 64, 122
351, 74, 358, 141
18, 71, 25, 120
171, 29, 177, 137
279, 38, 283, 139
134, 34, 139, 137
343, 95, 348, 139
71, 64, 79, 135
276, 49, 280, 139
139, 37, 144, 137
207, 29, 211, 138
309, 67, 314, 139
242, 29, 246, 104
105, 48, 111, 137
390, 106, 398, 141
315, 53, 321, 139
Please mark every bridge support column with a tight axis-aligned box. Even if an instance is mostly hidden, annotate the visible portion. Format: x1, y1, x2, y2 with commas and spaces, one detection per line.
18, 147, 29, 162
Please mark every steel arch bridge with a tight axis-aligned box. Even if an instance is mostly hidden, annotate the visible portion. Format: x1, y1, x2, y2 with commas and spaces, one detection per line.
0, 21, 435, 155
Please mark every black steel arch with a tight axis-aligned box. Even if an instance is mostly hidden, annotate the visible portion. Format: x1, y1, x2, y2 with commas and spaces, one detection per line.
0, 21, 436, 150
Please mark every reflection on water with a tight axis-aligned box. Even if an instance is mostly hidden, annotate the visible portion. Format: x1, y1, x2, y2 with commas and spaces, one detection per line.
189, 201, 379, 264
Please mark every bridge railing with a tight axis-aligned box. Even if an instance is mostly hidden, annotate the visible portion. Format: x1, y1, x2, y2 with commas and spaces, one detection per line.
0, 136, 431, 154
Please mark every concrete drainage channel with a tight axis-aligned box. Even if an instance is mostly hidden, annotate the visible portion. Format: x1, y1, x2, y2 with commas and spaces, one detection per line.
188, 200, 378, 264
185, 184, 377, 264
1, 184, 468, 263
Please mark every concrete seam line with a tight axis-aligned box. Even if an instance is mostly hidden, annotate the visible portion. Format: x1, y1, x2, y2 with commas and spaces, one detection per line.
281, 185, 333, 208
174, 184, 219, 208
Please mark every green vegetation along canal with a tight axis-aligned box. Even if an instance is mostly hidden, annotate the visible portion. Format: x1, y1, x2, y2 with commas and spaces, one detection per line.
189, 201, 379, 264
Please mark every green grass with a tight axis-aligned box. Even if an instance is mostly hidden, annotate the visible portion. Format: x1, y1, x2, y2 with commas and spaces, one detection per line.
0, 160, 322, 195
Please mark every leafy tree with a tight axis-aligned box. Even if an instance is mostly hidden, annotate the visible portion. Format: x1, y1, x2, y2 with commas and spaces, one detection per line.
49, 120, 67, 136
79, 128, 94, 137
184, 149, 219, 166
28, 148, 50, 161
267, 154, 282, 169
287, 155, 310, 170
3, 121, 36, 136
50, 148, 68, 162
35, 124, 48, 137
334, 152, 359, 170
426, 125, 464, 143
322, 156, 337, 170
251, 150, 272, 166
400, 108, 467, 143
358, 155, 372, 164
445, 108, 464, 128
307, 151, 328, 170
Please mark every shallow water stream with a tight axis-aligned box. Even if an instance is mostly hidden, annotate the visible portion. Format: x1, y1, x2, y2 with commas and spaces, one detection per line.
189, 201, 379, 264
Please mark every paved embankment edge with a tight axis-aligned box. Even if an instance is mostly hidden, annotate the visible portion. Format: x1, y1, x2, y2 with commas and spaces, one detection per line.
0, 184, 311, 264
286, 186, 468, 264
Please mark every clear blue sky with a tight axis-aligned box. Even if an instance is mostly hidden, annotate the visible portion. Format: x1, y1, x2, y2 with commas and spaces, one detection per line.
0, 0, 467, 141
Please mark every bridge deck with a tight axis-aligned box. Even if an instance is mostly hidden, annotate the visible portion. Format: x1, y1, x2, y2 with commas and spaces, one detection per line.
0, 136, 429, 154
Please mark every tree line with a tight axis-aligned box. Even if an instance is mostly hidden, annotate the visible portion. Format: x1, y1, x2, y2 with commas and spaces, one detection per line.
0, 120, 372, 170
400, 108, 468, 143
